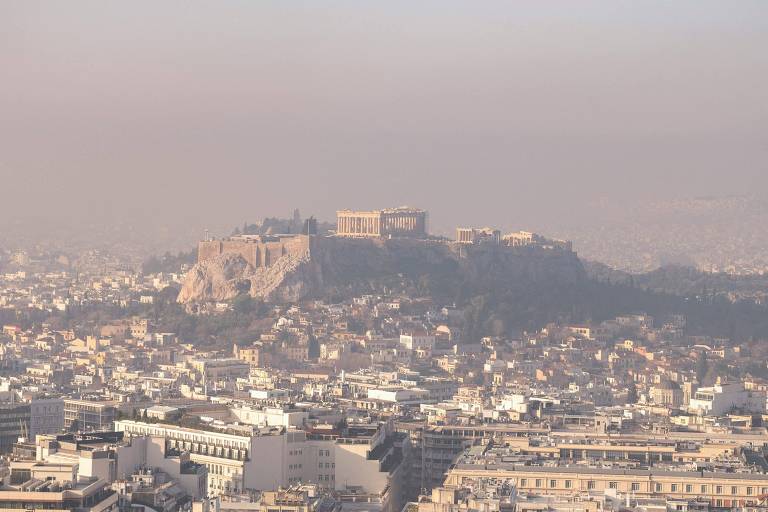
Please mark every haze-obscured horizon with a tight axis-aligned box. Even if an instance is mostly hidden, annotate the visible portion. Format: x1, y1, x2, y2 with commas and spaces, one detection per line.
2, 1, 767, 248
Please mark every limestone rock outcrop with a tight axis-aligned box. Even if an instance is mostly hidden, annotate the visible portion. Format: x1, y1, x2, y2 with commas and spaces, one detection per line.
177, 237, 586, 306
177, 249, 319, 304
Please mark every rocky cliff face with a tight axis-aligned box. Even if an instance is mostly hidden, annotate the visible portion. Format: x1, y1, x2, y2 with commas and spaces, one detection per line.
177, 237, 586, 305
176, 253, 251, 303
177, 248, 320, 304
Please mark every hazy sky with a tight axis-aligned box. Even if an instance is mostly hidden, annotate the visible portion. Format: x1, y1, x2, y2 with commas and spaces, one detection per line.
2, 1, 767, 237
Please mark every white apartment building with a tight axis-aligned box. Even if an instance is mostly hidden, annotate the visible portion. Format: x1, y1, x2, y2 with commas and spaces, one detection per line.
399, 333, 435, 352
689, 381, 766, 416
230, 405, 308, 428
35, 431, 207, 499
189, 358, 250, 383
497, 394, 530, 415
368, 387, 430, 404
115, 419, 409, 512
116, 420, 285, 495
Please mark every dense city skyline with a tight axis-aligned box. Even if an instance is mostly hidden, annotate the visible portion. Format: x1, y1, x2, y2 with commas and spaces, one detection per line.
2, 4, 768, 512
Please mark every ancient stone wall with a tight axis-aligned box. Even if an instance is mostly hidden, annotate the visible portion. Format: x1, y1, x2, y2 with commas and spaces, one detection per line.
198, 240, 224, 263
197, 235, 311, 268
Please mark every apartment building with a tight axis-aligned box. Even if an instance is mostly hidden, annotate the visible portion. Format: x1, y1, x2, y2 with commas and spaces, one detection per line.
189, 358, 250, 383
1, 460, 118, 512
193, 484, 342, 512
116, 419, 410, 512
689, 381, 765, 416
63, 399, 118, 432
444, 444, 768, 509
0, 400, 30, 453
29, 397, 65, 441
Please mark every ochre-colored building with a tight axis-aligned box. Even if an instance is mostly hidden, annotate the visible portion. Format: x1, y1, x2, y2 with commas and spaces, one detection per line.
445, 463, 768, 509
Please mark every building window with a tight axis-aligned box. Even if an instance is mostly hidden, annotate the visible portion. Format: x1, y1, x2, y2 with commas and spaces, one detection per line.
701, 485, 707, 493
565, 480, 572, 489
716, 486, 723, 494
520, 479, 527, 487
655, 483, 662, 492
609, 482, 618, 490
732, 486, 738, 495
685, 484, 692, 493
747, 487, 754, 496
535, 479, 542, 488
671, 484, 678, 492
632, 483, 640, 492
550, 480, 557, 488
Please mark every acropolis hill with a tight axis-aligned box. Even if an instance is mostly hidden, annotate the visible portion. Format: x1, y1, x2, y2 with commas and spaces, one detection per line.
177, 208, 583, 306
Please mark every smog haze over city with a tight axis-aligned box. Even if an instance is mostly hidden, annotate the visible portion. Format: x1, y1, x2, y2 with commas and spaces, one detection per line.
3, 3, 767, 241
3, 3, 768, 512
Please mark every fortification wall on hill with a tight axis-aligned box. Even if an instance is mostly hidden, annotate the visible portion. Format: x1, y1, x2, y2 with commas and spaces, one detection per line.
198, 235, 311, 268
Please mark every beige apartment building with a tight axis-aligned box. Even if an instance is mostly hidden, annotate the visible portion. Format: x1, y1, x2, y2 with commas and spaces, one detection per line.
445, 463, 768, 509
0, 460, 118, 512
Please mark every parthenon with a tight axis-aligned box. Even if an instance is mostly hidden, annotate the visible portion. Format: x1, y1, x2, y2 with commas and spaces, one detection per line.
336, 207, 427, 238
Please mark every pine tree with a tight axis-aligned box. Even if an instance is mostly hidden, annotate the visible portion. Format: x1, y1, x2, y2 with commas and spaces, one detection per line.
627, 384, 638, 404
696, 352, 709, 383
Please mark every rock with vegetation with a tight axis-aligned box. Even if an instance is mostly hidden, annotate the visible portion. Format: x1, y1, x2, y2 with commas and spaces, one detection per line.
177, 237, 585, 310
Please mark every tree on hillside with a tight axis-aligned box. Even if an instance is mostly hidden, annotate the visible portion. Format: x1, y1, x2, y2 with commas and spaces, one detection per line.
696, 352, 709, 384
627, 384, 638, 404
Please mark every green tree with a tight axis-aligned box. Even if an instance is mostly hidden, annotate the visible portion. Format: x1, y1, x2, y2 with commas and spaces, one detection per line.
627, 384, 638, 404
233, 294, 255, 315
308, 336, 320, 359
696, 352, 709, 383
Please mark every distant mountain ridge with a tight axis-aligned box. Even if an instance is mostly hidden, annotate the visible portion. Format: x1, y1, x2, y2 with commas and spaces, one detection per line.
584, 260, 768, 302
551, 195, 768, 274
